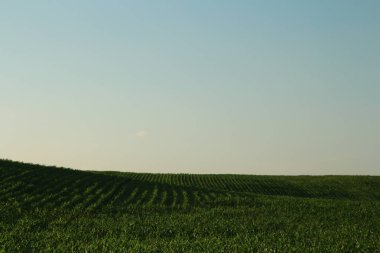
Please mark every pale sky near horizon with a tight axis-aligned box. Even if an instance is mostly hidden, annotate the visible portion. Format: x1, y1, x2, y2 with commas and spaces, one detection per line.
1, 1, 379, 175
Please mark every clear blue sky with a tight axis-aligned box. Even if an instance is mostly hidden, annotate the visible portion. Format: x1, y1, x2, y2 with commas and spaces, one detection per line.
1, 1, 379, 174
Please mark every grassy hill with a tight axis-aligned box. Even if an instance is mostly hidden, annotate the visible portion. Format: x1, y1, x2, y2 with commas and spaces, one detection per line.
1, 159, 379, 252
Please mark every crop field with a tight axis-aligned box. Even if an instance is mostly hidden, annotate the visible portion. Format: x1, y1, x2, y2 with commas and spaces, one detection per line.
0, 159, 379, 252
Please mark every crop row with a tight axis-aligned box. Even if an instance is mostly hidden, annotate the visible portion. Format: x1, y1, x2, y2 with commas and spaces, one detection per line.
0, 166, 246, 211
121, 172, 380, 200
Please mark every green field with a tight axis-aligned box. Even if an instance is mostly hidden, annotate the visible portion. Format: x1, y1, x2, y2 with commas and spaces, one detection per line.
0, 159, 379, 252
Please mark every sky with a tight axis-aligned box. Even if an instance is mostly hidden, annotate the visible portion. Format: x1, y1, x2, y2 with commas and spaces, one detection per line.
0, 1, 379, 175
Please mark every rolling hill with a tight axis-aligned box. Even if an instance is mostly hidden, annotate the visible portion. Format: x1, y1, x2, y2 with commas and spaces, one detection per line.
1, 159, 379, 211
0, 159, 379, 252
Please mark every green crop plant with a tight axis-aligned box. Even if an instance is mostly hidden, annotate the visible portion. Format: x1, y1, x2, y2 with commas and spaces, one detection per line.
0, 159, 379, 252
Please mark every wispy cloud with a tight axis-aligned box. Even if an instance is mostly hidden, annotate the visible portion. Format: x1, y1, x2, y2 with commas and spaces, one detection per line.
135, 130, 148, 138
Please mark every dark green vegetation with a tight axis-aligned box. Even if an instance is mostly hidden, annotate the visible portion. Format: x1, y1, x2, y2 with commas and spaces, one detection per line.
1, 159, 379, 252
